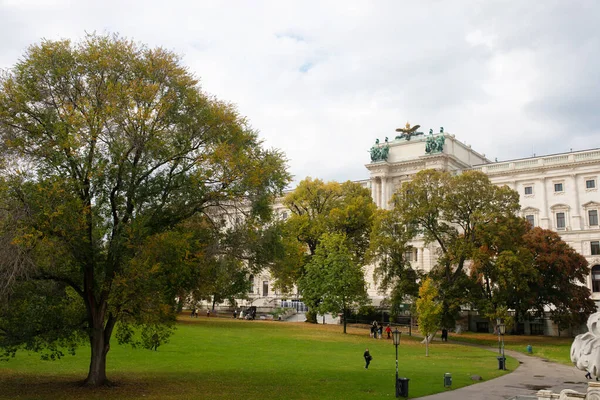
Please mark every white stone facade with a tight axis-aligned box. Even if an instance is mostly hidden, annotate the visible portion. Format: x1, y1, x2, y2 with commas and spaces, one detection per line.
249, 131, 600, 310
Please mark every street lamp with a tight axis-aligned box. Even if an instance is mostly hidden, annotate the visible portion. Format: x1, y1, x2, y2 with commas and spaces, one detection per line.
393, 328, 401, 397
497, 319, 506, 370
496, 318, 502, 355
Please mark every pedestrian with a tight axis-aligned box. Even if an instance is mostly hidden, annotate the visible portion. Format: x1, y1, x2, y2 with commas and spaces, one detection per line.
190, 308, 196, 318
378, 325, 383, 339
585, 370, 592, 379
441, 328, 448, 342
233, 309, 237, 319
364, 348, 372, 369
385, 324, 392, 339
206, 308, 210, 317
239, 309, 244, 319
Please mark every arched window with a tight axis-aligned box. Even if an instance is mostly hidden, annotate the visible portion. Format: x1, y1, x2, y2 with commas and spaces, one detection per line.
592, 266, 600, 293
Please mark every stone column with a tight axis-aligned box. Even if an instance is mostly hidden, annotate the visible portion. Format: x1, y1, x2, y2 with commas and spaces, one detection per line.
381, 177, 388, 209
541, 177, 550, 229
572, 174, 582, 230
371, 179, 377, 204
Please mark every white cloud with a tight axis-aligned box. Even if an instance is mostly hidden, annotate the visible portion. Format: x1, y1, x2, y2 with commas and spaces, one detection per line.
1, 0, 599, 185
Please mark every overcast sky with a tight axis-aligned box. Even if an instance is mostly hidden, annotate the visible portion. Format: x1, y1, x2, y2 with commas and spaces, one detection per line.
2, 1, 599, 185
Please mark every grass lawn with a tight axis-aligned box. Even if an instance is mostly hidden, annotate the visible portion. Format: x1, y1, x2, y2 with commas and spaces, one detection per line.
0, 317, 516, 400
446, 331, 574, 365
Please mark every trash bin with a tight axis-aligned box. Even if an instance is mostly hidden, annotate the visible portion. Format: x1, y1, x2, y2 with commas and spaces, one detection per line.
397, 377, 409, 397
444, 372, 452, 387
497, 356, 506, 370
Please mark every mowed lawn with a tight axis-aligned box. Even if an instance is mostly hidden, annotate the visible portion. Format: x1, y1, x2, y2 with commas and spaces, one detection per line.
0, 317, 516, 400
446, 331, 574, 365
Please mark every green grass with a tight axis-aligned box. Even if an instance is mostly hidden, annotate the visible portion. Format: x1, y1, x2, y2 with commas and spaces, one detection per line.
446, 331, 574, 365
0, 317, 516, 399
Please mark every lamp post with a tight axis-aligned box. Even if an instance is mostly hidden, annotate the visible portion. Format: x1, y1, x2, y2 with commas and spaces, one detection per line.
393, 328, 401, 397
498, 321, 506, 370
496, 318, 502, 355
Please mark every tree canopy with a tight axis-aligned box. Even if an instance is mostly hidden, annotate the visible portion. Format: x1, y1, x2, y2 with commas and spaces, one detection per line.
270, 178, 375, 291
297, 233, 369, 333
0, 34, 289, 386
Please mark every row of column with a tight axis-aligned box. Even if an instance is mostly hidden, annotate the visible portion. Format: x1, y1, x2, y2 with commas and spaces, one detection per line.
371, 177, 392, 209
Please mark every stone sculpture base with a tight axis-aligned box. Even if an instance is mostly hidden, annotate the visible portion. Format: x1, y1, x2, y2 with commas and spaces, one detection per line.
537, 381, 600, 399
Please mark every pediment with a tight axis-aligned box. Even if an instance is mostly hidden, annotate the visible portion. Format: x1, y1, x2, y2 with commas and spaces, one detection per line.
583, 201, 600, 209
550, 203, 570, 210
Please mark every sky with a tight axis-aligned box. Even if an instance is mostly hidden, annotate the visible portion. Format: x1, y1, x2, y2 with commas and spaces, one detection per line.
1, 0, 599, 185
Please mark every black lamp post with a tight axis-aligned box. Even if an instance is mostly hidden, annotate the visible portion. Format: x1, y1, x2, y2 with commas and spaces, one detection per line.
498, 320, 506, 370
393, 328, 401, 397
496, 318, 501, 355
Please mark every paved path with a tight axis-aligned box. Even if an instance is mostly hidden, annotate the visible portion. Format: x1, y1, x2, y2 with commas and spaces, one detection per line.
414, 346, 589, 400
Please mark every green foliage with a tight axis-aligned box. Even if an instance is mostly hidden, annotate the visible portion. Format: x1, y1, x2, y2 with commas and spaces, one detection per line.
367, 208, 421, 311
391, 169, 520, 326
272, 178, 375, 308
0, 34, 289, 385
298, 233, 369, 333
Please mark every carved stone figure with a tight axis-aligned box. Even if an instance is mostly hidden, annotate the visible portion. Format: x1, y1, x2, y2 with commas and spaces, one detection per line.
436, 134, 445, 151
369, 141, 390, 162
440, 126, 444, 133
425, 133, 445, 154
571, 312, 600, 378
429, 128, 433, 134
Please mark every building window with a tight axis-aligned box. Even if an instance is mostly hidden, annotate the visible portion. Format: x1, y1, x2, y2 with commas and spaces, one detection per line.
524, 186, 533, 195
249, 275, 254, 293
587, 179, 596, 189
592, 241, 600, 256
554, 183, 564, 193
263, 281, 269, 296
282, 211, 288, 219
404, 250, 413, 262
525, 214, 535, 227
593, 265, 600, 293
556, 212, 565, 230
590, 210, 599, 227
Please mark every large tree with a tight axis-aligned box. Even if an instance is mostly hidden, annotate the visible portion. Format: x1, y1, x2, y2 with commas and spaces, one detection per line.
0, 35, 289, 385
391, 169, 520, 326
270, 178, 375, 295
367, 208, 420, 316
520, 227, 595, 331
297, 233, 369, 333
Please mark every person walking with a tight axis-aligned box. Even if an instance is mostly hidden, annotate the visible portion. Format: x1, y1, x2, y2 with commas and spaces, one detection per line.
385, 324, 392, 339
378, 325, 383, 339
364, 348, 372, 369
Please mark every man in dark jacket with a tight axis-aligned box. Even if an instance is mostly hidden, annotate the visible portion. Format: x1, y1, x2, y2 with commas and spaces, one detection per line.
364, 348, 372, 369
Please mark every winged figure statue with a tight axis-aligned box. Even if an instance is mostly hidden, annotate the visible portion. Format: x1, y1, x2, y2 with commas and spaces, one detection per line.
395, 122, 422, 140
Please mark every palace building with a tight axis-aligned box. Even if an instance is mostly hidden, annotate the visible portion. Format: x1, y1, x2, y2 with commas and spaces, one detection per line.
245, 126, 600, 324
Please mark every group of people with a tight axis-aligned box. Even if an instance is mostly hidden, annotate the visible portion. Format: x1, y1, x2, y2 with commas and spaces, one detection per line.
189, 308, 211, 318
370, 321, 393, 340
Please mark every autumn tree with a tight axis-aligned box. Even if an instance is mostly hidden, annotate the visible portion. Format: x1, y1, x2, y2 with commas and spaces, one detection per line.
520, 227, 594, 332
416, 277, 442, 357
367, 208, 420, 316
0, 35, 289, 386
467, 216, 536, 323
391, 169, 520, 326
297, 233, 369, 333
270, 178, 375, 321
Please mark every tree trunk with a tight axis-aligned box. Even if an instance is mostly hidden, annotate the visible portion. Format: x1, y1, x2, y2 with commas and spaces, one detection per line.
425, 335, 429, 357
343, 308, 347, 334
84, 327, 110, 386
